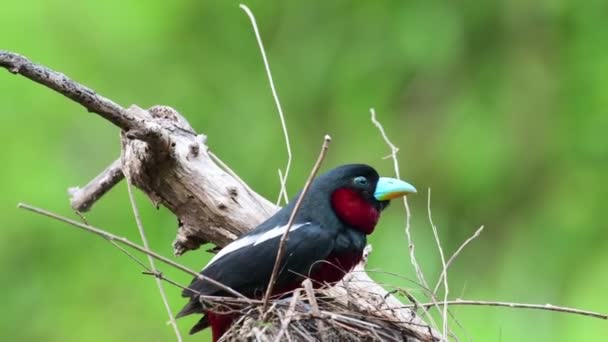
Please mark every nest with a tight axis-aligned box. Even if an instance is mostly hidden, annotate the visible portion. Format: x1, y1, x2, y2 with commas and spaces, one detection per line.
202, 281, 439, 342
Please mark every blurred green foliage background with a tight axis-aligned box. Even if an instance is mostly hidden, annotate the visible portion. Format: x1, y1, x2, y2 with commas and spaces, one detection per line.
1, 1, 606, 341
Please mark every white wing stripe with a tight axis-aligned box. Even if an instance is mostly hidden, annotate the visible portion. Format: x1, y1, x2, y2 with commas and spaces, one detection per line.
205, 222, 310, 268
254, 222, 309, 246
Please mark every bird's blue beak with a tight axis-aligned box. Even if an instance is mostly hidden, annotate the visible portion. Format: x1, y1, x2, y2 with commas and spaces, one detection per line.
374, 177, 417, 201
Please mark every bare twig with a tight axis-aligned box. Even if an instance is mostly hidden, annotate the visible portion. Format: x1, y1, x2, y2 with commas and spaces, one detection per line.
69, 158, 124, 212
403, 300, 608, 320
185, 294, 608, 321
427, 189, 449, 340
0, 51, 136, 130
140, 270, 195, 295
76, 211, 201, 315
262, 135, 332, 312
125, 179, 182, 342
18, 203, 249, 300
78, 210, 191, 296
369, 108, 441, 334
239, 4, 292, 205
433, 225, 485, 295
74, 211, 156, 273
277, 169, 288, 205
273, 289, 301, 342
369, 108, 429, 289
303, 279, 327, 341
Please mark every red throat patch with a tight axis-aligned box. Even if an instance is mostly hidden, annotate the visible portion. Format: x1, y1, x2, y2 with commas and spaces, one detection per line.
330, 188, 379, 234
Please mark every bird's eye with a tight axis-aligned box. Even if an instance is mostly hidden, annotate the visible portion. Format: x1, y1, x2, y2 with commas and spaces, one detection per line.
354, 176, 368, 187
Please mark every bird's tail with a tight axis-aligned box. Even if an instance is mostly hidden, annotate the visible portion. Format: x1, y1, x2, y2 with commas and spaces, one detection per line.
189, 315, 210, 335
175, 299, 202, 318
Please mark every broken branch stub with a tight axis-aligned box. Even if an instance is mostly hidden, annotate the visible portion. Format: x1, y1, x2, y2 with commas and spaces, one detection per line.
69, 158, 124, 212
119, 104, 276, 255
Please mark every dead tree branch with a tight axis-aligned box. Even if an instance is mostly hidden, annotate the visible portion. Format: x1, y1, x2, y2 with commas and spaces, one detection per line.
0, 51, 136, 130
3, 50, 439, 341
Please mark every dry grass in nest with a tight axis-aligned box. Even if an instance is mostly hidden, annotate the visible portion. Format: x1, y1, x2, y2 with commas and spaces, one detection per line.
203, 284, 439, 342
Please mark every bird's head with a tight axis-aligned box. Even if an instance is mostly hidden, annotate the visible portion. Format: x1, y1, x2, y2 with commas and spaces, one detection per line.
303, 164, 416, 234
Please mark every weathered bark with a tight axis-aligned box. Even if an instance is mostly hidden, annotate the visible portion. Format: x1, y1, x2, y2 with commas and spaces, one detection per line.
120, 104, 276, 255
1, 50, 440, 341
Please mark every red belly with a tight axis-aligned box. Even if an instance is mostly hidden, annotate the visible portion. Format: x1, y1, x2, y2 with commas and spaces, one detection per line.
309, 251, 362, 286
269, 251, 362, 296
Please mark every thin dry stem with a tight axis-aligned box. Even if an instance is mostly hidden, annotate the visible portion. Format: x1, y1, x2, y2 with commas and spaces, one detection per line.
426, 189, 449, 340
125, 178, 182, 342
18, 203, 249, 300
433, 225, 485, 295
76, 210, 199, 298
195, 293, 608, 321
277, 168, 287, 205
262, 135, 332, 312
239, 4, 292, 205
74, 211, 157, 274
303, 279, 327, 341
273, 289, 301, 342
75, 211, 201, 314
369, 108, 429, 289
404, 299, 608, 320
369, 108, 440, 333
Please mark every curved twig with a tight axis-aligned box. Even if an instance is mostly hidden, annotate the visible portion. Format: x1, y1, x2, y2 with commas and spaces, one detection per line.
239, 4, 293, 205
262, 135, 332, 313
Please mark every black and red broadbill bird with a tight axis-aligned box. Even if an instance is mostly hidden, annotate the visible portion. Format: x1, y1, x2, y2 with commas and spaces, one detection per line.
176, 164, 417, 340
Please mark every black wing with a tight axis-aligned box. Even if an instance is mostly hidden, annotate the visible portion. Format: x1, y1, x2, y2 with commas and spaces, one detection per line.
177, 222, 335, 318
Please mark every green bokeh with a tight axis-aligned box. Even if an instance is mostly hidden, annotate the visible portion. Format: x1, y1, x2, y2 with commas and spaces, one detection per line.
1, 1, 606, 341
